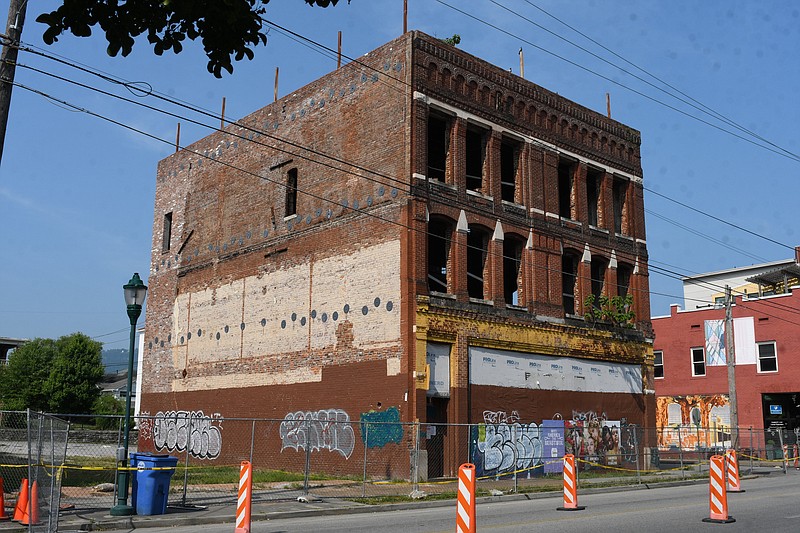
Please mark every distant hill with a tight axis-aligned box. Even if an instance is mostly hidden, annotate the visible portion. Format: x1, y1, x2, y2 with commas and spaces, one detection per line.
102, 348, 131, 375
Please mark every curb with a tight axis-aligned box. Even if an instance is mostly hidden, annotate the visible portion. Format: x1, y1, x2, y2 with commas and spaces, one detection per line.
57, 472, 772, 531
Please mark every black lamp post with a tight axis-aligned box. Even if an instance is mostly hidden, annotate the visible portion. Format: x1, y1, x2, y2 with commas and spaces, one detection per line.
110, 273, 147, 516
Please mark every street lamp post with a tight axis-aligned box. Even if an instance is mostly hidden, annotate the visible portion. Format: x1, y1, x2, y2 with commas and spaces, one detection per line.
110, 273, 147, 516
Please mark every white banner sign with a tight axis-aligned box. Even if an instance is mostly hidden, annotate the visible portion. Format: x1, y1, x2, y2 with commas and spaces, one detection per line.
469, 346, 642, 394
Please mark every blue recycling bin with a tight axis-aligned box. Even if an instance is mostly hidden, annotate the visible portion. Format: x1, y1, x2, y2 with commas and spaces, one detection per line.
129, 453, 179, 515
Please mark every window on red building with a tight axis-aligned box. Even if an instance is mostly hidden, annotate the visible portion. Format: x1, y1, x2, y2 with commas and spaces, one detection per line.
654, 351, 664, 379
691, 347, 705, 376
757, 342, 778, 373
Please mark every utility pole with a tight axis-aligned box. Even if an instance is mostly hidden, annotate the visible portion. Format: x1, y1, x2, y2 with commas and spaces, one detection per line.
0, 0, 27, 170
725, 285, 739, 448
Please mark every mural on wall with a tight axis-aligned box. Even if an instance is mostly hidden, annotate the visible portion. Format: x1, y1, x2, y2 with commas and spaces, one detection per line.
656, 395, 730, 449
558, 410, 635, 469
360, 406, 404, 448
471, 410, 544, 477
140, 410, 224, 460
279, 409, 356, 459
705, 320, 726, 366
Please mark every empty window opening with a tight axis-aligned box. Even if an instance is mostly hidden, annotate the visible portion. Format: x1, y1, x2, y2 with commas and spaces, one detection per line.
617, 263, 633, 298
691, 347, 705, 376
500, 138, 520, 203
558, 158, 575, 219
285, 168, 298, 217
654, 351, 664, 379
586, 168, 602, 227
590, 258, 607, 303
467, 226, 490, 299
465, 125, 488, 193
562, 251, 579, 315
427, 112, 450, 182
503, 236, 524, 305
757, 342, 777, 373
427, 219, 452, 293
612, 177, 628, 234
162, 212, 173, 253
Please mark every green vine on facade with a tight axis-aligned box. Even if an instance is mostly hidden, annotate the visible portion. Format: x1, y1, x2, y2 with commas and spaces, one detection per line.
583, 294, 635, 328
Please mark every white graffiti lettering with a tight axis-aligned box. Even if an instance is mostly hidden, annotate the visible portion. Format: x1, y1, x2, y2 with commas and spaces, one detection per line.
571, 410, 607, 423
152, 410, 223, 460
482, 410, 520, 425
279, 409, 355, 459
477, 422, 543, 474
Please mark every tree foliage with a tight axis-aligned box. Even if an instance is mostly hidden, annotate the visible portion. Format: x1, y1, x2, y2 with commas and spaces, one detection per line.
0, 338, 58, 411
45, 333, 105, 415
36, 0, 347, 78
93, 395, 125, 429
0, 333, 105, 415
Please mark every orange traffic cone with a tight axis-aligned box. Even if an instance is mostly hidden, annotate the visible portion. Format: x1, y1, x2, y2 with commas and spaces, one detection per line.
557, 454, 586, 511
0, 477, 9, 520
12, 478, 28, 522
18, 480, 39, 526
702, 455, 735, 524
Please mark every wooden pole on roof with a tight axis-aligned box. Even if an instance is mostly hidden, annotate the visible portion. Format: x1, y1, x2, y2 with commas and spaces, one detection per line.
519, 48, 524, 79
220, 97, 226, 129
175, 122, 180, 153
606, 93, 611, 118
274, 67, 279, 102
337, 31, 342, 69
404, 0, 408, 34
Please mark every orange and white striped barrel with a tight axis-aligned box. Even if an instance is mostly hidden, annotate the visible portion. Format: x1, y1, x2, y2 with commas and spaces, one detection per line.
725, 449, 744, 493
557, 454, 585, 511
794, 444, 799, 469
702, 455, 735, 523
235, 461, 253, 533
455, 463, 476, 533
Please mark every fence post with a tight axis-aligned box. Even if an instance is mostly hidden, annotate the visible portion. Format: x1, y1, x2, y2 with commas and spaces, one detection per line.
181, 413, 192, 507
249, 420, 256, 465
749, 426, 753, 473
412, 422, 420, 493
303, 418, 311, 496
634, 426, 641, 484
779, 430, 787, 474
362, 422, 369, 498
678, 425, 686, 478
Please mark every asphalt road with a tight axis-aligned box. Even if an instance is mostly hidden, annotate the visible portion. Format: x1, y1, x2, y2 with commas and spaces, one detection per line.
126, 471, 800, 533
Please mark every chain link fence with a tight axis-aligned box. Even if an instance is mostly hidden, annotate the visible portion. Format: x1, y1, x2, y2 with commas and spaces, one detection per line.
4, 411, 800, 522
0, 410, 68, 533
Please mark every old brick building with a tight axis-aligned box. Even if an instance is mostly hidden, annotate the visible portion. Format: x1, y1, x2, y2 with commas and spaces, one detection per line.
141, 31, 653, 478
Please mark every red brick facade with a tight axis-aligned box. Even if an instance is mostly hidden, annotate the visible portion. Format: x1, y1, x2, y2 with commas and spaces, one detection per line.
653, 291, 800, 434
142, 32, 653, 477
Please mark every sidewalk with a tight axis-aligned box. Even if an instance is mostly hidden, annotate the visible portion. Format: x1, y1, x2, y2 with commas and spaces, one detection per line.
1, 466, 783, 532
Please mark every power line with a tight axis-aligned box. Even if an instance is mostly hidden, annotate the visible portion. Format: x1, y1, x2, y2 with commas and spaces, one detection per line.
431, 0, 800, 164
9, 37, 800, 321
509, 0, 800, 162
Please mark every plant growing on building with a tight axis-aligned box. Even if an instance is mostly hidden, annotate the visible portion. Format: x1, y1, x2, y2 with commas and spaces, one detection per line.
583, 294, 635, 328
442, 34, 461, 46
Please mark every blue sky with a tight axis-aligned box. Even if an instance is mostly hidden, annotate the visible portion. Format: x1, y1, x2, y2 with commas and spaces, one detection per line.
1, 0, 798, 348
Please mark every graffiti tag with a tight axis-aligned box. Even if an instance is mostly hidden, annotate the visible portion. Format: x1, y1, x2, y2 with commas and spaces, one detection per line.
482, 410, 520, 425
280, 409, 356, 459
360, 407, 403, 448
476, 421, 543, 474
152, 410, 223, 460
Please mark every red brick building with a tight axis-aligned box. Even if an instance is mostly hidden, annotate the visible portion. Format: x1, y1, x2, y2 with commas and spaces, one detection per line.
141, 31, 654, 477
652, 258, 800, 450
